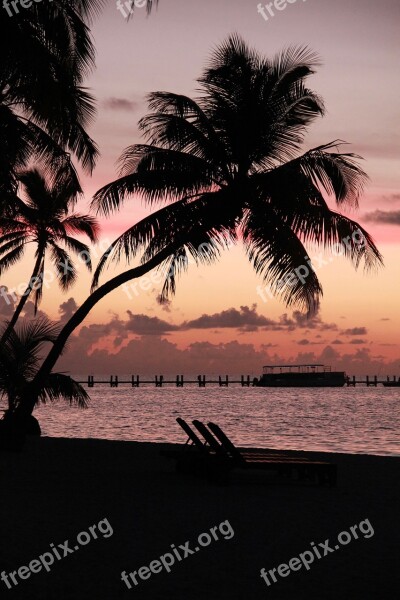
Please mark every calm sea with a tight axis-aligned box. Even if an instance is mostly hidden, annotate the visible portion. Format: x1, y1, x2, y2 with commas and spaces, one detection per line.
27, 378, 400, 456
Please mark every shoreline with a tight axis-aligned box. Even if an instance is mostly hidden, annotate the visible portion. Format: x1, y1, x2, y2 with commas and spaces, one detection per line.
1, 437, 399, 599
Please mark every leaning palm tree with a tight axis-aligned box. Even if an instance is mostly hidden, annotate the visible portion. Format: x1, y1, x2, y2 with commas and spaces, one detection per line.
22, 35, 382, 415
0, 168, 99, 344
0, 317, 89, 417
91, 35, 383, 307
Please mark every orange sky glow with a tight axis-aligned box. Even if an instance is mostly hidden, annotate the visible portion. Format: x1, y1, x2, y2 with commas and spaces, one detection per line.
1, 0, 399, 375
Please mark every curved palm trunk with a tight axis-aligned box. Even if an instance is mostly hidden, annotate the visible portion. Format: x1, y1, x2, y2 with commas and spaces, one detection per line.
0, 250, 44, 348
19, 247, 173, 415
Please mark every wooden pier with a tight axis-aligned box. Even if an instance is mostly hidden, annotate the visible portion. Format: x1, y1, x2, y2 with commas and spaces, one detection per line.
79, 374, 399, 388
81, 375, 256, 387
346, 375, 400, 387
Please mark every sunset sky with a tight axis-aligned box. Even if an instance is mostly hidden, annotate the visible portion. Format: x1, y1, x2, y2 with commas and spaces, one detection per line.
1, 0, 399, 375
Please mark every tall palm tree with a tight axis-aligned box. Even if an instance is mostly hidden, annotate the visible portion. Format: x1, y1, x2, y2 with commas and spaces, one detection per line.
0, 0, 105, 212
0, 168, 99, 343
22, 35, 382, 415
0, 317, 89, 415
0, 0, 159, 209
91, 35, 383, 306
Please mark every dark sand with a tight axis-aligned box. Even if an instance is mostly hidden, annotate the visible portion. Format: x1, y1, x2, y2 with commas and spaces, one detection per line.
1, 437, 399, 599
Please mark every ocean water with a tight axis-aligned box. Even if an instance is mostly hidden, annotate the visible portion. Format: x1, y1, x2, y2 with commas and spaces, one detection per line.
27, 382, 400, 456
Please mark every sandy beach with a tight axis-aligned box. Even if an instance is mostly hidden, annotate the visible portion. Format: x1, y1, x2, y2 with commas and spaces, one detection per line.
1, 437, 399, 599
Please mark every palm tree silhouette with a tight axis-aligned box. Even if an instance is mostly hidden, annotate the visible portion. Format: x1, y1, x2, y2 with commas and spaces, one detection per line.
24, 35, 382, 415
0, 168, 99, 344
0, 0, 103, 211
92, 35, 382, 307
0, 317, 89, 416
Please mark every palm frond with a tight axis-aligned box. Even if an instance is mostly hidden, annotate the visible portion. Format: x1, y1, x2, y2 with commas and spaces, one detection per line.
0, 317, 60, 389
38, 373, 89, 408
242, 207, 323, 313
62, 214, 99, 242
92, 146, 214, 214
0, 244, 26, 275
91, 190, 237, 290
298, 142, 368, 207
62, 236, 92, 270
50, 243, 77, 290
0, 234, 26, 257
18, 168, 52, 209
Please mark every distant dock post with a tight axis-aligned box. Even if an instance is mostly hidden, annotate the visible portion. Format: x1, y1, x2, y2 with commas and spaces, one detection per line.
241, 375, 250, 387
374, 375, 377, 387
198, 375, 206, 387
176, 375, 184, 387
219, 375, 229, 387
131, 375, 139, 387
88, 375, 94, 388
155, 375, 163, 387
366, 375, 370, 387
110, 375, 118, 387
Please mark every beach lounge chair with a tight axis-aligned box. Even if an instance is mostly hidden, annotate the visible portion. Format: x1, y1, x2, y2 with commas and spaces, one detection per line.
206, 421, 337, 486
192, 420, 308, 462
161, 418, 229, 481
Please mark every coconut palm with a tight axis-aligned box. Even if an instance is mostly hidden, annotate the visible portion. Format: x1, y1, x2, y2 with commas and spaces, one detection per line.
0, 0, 159, 209
0, 0, 105, 212
0, 317, 89, 416
91, 35, 382, 305
23, 35, 382, 414
0, 168, 99, 343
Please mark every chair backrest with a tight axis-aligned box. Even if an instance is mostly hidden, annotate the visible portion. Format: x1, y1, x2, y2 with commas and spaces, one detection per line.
192, 420, 226, 456
207, 422, 245, 463
176, 418, 208, 453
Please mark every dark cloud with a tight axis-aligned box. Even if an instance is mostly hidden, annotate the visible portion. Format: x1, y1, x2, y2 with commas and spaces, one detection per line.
181, 305, 337, 333
342, 327, 368, 336
2, 301, 340, 342
21, 301, 47, 321
156, 294, 172, 313
103, 97, 137, 111
55, 336, 400, 378
2, 297, 395, 377
59, 298, 78, 322
278, 310, 338, 332
126, 311, 179, 335
296, 338, 325, 346
378, 193, 400, 205
364, 210, 400, 225
181, 304, 276, 331
0, 286, 16, 317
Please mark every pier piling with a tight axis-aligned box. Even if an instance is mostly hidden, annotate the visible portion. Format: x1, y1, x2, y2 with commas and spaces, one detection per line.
81, 374, 398, 387
219, 375, 229, 387
241, 375, 250, 387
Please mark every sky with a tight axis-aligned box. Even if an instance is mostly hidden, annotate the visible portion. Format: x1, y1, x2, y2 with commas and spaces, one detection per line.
1, 0, 399, 375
